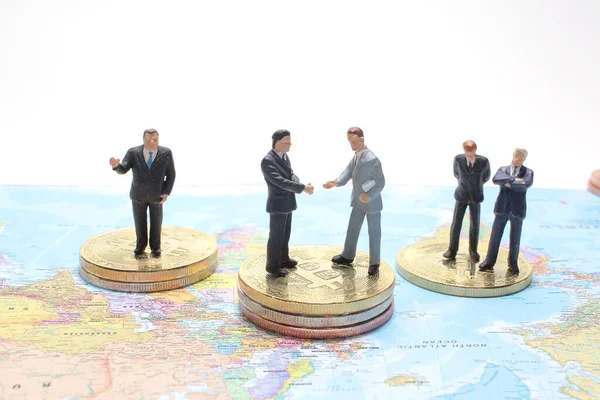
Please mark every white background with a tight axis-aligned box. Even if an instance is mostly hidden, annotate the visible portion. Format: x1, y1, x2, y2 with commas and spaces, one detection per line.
1, 0, 598, 190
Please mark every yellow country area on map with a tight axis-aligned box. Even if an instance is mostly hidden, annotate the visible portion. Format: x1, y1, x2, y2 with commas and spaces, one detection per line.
149, 287, 199, 303
560, 374, 600, 400
4, 271, 89, 309
522, 324, 600, 377
385, 375, 424, 387
229, 336, 277, 359
514, 298, 600, 398
0, 271, 156, 354
0, 295, 59, 338
272, 360, 314, 399
192, 273, 237, 290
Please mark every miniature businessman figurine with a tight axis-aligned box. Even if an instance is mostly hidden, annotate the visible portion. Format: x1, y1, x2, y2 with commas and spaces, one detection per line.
479, 148, 534, 275
443, 140, 491, 262
109, 129, 176, 258
323, 127, 385, 275
261, 130, 314, 277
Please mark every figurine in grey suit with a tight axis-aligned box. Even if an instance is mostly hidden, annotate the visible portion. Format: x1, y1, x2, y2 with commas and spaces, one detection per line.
323, 127, 385, 275
443, 140, 491, 262
479, 148, 534, 275
109, 129, 176, 258
261, 130, 314, 277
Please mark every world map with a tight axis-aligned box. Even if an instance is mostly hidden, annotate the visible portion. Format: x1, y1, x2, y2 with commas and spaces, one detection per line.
0, 185, 599, 399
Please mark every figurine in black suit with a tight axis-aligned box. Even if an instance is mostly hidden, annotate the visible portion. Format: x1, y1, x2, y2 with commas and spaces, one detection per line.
261, 130, 314, 277
479, 148, 533, 275
109, 129, 176, 258
443, 140, 491, 262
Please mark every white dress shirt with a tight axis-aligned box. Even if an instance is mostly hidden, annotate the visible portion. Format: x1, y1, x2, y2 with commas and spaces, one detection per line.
511, 165, 521, 177
143, 147, 158, 164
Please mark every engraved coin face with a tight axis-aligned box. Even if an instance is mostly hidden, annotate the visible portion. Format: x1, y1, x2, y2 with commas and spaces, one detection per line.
80, 226, 217, 271
396, 238, 532, 297
79, 226, 218, 286
238, 246, 395, 315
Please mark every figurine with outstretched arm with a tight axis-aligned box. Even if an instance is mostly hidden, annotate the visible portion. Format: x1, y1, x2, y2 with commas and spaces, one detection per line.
261, 129, 314, 277
109, 128, 176, 258
323, 127, 385, 275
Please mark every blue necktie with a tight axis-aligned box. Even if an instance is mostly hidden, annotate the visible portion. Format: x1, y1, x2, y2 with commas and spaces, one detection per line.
147, 152, 153, 168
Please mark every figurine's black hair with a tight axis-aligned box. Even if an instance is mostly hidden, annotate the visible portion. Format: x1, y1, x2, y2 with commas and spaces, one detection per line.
272, 129, 290, 148
143, 129, 159, 137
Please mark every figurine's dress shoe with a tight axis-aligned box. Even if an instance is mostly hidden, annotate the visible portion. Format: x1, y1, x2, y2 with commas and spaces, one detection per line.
266, 267, 288, 277
331, 255, 353, 266
478, 260, 494, 272
151, 250, 161, 258
281, 259, 297, 268
442, 250, 456, 260
134, 248, 146, 259
507, 264, 519, 275
469, 251, 480, 262
368, 264, 380, 275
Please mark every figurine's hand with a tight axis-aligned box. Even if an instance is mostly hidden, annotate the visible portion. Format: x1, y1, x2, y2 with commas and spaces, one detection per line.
323, 180, 338, 189
515, 178, 523, 182
504, 183, 511, 188
159, 194, 169, 204
109, 157, 120, 168
359, 193, 371, 203
303, 184, 314, 195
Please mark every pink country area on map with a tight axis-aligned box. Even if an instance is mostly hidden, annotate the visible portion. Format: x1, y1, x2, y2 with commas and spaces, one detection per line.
106, 293, 184, 317
216, 227, 261, 259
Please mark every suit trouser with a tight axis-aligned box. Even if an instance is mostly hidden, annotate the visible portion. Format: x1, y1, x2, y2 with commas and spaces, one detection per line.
341, 207, 381, 265
132, 200, 163, 252
266, 212, 292, 269
484, 213, 523, 267
448, 201, 480, 254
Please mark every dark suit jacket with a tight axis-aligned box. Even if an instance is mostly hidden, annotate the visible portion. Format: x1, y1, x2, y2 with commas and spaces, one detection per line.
261, 150, 305, 213
453, 154, 491, 203
491, 165, 534, 219
113, 145, 176, 203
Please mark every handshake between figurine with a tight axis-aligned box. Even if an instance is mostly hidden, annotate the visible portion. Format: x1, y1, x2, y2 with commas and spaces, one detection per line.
261, 127, 385, 278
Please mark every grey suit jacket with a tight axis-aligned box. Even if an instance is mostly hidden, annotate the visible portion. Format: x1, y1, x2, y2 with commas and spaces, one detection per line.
336, 148, 385, 213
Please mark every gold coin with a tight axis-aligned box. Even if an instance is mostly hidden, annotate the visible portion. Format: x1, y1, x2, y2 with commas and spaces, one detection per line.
238, 288, 393, 328
79, 226, 217, 283
396, 238, 532, 297
79, 265, 213, 292
238, 245, 395, 316
240, 298, 394, 339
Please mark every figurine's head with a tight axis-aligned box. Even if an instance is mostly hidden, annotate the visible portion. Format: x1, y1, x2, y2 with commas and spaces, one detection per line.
512, 148, 528, 167
462, 140, 477, 162
272, 129, 292, 153
143, 129, 159, 151
347, 127, 365, 152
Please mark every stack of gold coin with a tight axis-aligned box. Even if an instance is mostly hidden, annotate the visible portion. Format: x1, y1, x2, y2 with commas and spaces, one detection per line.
79, 226, 218, 292
237, 246, 395, 339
